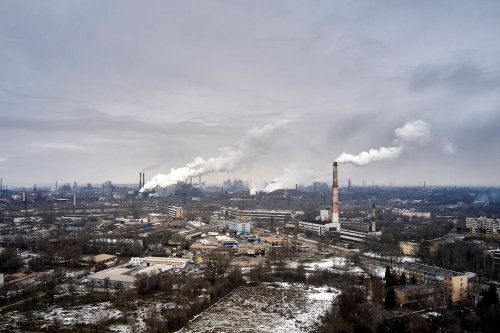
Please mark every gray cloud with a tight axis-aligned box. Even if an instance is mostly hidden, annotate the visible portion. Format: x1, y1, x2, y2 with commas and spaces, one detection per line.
0, 1, 499, 187
409, 60, 500, 94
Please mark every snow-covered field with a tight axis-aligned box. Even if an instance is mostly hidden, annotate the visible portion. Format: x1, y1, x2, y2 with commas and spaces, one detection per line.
288, 257, 349, 270
1, 302, 123, 330
177, 282, 339, 333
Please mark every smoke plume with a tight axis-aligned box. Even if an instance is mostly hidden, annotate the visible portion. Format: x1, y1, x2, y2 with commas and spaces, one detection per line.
336, 120, 431, 166
140, 122, 285, 192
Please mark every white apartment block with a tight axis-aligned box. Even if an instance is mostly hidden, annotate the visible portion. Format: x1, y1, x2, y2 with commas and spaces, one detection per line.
223, 220, 251, 235
466, 216, 500, 238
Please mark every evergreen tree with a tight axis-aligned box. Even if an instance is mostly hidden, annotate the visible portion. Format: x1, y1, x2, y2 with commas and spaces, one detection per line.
384, 266, 395, 288
399, 272, 407, 285
384, 287, 396, 309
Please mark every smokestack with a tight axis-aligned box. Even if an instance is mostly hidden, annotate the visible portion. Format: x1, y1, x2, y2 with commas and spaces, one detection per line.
142, 173, 145, 189
139, 173, 142, 189
332, 162, 340, 231
371, 204, 376, 232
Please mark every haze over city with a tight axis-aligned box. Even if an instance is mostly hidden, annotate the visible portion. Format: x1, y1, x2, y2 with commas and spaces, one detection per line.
1, 1, 500, 188
2, 2, 500, 333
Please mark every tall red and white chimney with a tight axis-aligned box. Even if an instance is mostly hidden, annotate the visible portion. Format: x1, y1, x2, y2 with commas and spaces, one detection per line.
332, 162, 341, 231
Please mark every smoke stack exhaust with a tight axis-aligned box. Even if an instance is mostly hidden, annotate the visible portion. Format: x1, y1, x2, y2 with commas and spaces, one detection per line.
332, 162, 340, 231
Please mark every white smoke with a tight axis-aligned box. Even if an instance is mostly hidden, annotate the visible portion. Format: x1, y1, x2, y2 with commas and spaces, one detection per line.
249, 165, 321, 194
440, 137, 457, 154
336, 120, 431, 166
140, 122, 285, 192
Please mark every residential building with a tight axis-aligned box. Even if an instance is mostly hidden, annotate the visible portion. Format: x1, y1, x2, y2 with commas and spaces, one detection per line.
392, 262, 468, 302
394, 284, 437, 307
167, 206, 186, 219
223, 220, 251, 235
399, 242, 420, 256
466, 216, 500, 238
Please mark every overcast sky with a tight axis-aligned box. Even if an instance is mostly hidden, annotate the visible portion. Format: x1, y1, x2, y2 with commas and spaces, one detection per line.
1, 1, 499, 188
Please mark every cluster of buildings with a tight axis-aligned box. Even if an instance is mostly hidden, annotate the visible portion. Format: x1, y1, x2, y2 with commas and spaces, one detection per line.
297, 163, 381, 243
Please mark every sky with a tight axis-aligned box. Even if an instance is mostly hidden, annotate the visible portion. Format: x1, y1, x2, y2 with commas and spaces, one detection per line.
0, 0, 499, 188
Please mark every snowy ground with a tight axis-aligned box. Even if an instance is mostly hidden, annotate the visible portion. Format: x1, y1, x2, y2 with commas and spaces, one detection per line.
363, 252, 418, 263
0, 302, 123, 330
177, 282, 339, 333
288, 257, 349, 270
0, 299, 177, 332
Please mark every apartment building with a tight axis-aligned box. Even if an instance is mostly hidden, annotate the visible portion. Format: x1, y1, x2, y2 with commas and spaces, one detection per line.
223, 220, 251, 235
466, 216, 500, 238
399, 242, 420, 256
392, 262, 468, 302
167, 206, 187, 220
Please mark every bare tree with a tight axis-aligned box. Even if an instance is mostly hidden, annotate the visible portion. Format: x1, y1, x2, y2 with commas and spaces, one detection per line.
85, 280, 95, 302
67, 279, 77, 306
103, 277, 111, 300
203, 253, 230, 282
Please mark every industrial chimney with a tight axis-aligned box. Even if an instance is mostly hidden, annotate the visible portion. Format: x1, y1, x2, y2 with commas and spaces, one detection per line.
371, 204, 376, 232
331, 162, 341, 231
142, 173, 145, 189
139, 173, 142, 189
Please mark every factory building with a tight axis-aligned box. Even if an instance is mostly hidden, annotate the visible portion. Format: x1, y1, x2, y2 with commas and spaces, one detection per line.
167, 206, 187, 219
130, 257, 190, 269
223, 220, 251, 235
221, 207, 292, 223
89, 263, 172, 289
466, 216, 500, 238
299, 221, 337, 236
392, 262, 468, 303
340, 204, 380, 242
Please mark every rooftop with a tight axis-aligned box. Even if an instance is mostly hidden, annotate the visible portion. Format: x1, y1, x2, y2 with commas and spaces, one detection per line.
398, 262, 463, 277
394, 284, 436, 292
